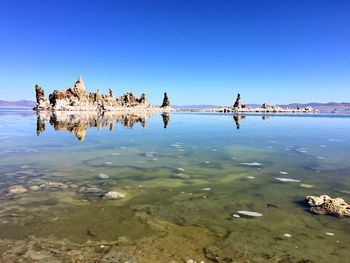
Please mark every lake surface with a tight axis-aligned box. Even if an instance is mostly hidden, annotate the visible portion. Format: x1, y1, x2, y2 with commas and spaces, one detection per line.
0, 109, 349, 262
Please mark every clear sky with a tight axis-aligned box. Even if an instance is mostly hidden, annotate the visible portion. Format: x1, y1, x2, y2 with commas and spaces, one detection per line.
0, 0, 349, 105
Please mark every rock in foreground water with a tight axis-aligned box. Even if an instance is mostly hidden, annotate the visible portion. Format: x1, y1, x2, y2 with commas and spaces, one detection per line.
100, 252, 136, 263
104, 191, 126, 200
98, 173, 110, 179
237, 210, 263, 217
305, 195, 350, 217
8, 185, 27, 195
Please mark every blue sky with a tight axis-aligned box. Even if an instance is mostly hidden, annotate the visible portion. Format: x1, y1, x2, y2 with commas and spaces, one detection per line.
0, 0, 349, 105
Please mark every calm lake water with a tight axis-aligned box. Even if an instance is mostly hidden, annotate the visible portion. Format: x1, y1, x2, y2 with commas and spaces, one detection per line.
0, 109, 349, 262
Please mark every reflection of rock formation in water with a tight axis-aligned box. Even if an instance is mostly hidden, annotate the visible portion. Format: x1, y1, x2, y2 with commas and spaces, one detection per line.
36, 111, 163, 142
36, 117, 45, 136
34, 76, 171, 111
233, 115, 246, 129
161, 113, 170, 128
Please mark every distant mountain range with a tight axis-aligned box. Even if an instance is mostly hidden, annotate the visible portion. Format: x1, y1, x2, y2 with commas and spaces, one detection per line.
1, 100, 350, 110
0, 100, 35, 108
174, 102, 350, 110
172, 104, 220, 109
278, 102, 350, 110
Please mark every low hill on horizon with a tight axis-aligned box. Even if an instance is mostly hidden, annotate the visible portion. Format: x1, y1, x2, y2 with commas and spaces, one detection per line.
0, 100, 35, 108
278, 102, 350, 110
173, 102, 350, 110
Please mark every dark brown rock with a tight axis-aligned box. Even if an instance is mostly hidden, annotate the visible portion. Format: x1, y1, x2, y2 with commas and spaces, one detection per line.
233, 93, 241, 108
138, 93, 147, 104
108, 88, 113, 98
161, 92, 170, 108
34, 84, 51, 110
35, 85, 45, 103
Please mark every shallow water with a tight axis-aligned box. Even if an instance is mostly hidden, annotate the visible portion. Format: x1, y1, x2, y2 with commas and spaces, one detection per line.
0, 109, 349, 262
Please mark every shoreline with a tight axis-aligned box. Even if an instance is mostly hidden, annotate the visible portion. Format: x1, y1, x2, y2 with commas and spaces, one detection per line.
0, 107, 349, 115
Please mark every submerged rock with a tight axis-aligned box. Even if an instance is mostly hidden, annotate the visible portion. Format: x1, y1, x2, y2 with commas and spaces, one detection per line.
8, 185, 27, 195
305, 195, 350, 217
100, 252, 137, 263
275, 177, 300, 183
30, 185, 40, 191
145, 152, 158, 157
40, 182, 68, 190
172, 173, 191, 179
98, 173, 110, 179
241, 162, 262, 166
237, 210, 263, 217
104, 191, 126, 200
300, 183, 314, 189
78, 186, 104, 196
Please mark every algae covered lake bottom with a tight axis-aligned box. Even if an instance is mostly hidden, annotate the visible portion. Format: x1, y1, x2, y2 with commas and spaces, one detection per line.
0, 110, 349, 262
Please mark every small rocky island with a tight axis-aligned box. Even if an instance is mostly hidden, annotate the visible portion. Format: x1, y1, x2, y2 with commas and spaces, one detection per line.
34, 76, 172, 112
207, 93, 318, 113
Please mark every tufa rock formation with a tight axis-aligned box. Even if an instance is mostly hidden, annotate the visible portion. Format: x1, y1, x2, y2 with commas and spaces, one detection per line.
261, 103, 283, 112
118, 92, 147, 107
213, 93, 318, 113
233, 93, 247, 109
34, 84, 51, 110
35, 85, 45, 103
161, 92, 170, 108
34, 76, 170, 111
233, 93, 241, 108
305, 195, 350, 217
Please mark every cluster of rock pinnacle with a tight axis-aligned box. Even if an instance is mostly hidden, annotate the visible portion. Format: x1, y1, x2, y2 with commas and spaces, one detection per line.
34, 76, 170, 111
